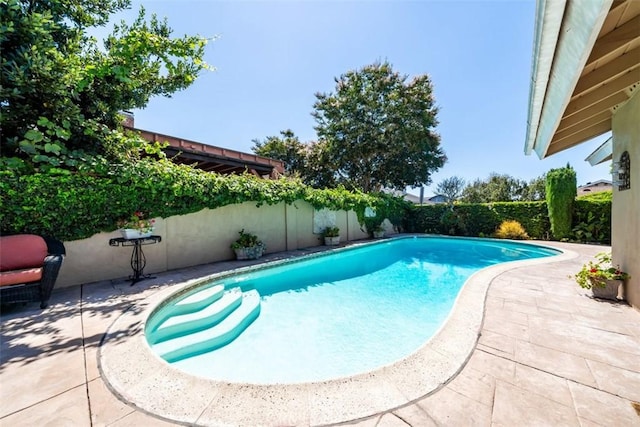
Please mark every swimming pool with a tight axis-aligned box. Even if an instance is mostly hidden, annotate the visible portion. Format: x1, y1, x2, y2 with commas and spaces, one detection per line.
145, 236, 558, 383
101, 236, 572, 425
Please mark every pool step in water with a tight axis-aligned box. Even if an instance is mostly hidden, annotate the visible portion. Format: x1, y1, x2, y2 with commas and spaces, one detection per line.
174, 284, 226, 312
145, 284, 226, 333
148, 289, 243, 344
152, 290, 261, 363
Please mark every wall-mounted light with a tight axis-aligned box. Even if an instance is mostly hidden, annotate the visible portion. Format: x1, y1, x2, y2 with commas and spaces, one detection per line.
613, 151, 631, 191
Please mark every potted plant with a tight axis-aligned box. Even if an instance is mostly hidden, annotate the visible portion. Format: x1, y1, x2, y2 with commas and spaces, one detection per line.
322, 226, 341, 246
118, 211, 155, 239
573, 252, 630, 300
230, 229, 265, 260
372, 224, 385, 239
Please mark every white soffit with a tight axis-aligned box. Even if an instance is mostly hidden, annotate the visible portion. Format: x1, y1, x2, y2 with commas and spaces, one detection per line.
585, 136, 613, 165
525, 0, 613, 159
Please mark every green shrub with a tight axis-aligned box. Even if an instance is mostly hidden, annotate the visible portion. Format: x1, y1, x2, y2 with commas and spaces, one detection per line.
405, 201, 547, 238
322, 226, 340, 237
449, 204, 499, 236
491, 201, 549, 239
577, 190, 611, 201
495, 220, 529, 240
545, 165, 577, 239
405, 204, 449, 233
572, 199, 611, 244
440, 209, 467, 235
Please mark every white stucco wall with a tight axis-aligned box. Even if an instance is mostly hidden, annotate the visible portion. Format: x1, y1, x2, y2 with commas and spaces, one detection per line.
55, 200, 371, 288
612, 89, 639, 310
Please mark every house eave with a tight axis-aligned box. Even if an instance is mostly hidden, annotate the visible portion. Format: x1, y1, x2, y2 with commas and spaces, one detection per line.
524, 0, 632, 159
585, 136, 613, 165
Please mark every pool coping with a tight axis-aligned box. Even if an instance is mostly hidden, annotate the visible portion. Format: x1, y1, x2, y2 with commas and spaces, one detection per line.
98, 236, 577, 426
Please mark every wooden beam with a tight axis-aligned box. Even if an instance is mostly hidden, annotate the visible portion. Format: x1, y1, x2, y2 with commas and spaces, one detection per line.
586, 15, 640, 67
548, 119, 612, 155
601, 0, 634, 34
574, 46, 640, 96
555, 110, 612, 138
559, 92, 628, 130
566, 70, 640, 115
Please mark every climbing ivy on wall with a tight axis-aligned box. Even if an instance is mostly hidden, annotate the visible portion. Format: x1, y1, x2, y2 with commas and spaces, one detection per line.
545, 165, 577, 240
0, 159, 410, 241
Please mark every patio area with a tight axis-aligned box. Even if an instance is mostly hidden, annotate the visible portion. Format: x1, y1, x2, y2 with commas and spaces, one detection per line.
1, 239, 639, 426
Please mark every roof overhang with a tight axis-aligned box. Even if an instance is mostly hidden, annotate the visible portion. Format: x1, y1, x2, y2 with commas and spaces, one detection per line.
525, 0, 640, 159
133, 128, 285, 178
585, 136, 613, 165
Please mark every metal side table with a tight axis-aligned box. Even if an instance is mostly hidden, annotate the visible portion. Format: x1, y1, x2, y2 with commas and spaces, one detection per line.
109, 235, 161, 285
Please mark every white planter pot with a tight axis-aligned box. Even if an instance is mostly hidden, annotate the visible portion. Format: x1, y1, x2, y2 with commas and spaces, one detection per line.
590, 278, 622, 301
324, 236, 340, 246
120, 229, 153, 239
234, 244, 265, 260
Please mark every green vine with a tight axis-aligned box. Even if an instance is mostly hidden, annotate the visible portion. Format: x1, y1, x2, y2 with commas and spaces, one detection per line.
0, 159, 408, 241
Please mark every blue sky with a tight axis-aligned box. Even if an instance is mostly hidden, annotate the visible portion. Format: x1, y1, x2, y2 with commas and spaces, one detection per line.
108, 0, 612, 196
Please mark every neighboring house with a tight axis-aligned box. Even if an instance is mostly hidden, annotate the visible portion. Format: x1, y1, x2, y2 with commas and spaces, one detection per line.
525, 0, 639, 309
577, 179, 613, 196
402, 193, 449, 204
428, 195, 450, 204
123, 112, 284, 179
403, 193, 423, 204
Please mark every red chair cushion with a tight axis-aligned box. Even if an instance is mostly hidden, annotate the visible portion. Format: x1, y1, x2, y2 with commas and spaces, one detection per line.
0, 235, 48, 271
0, 267, 43, 286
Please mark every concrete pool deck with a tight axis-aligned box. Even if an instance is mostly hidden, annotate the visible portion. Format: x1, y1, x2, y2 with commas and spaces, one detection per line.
1, 239, 639, 426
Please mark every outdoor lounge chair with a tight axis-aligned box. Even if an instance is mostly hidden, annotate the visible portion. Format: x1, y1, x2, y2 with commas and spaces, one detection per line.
0, 234, 66, 309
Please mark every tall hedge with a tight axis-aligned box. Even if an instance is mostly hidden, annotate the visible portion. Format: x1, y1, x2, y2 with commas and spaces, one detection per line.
405, 202, 549, 238
545, 165, 577, 239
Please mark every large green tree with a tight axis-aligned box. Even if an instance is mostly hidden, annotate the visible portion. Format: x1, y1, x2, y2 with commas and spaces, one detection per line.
312, 61, 446, 193
1, 0, 210, 172
251, 130, 306, 176
521, 175, 546, 201
435, 176, 465, 204
460, 173, 528, 203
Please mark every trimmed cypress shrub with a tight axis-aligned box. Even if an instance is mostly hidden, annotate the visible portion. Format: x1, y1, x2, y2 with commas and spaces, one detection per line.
545, 165, 577, 239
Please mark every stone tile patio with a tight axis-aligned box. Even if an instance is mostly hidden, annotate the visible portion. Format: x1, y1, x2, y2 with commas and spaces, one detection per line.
1, 240, 639, 426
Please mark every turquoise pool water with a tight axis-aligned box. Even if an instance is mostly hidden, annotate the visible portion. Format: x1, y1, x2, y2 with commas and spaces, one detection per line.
146, 237, 558, 384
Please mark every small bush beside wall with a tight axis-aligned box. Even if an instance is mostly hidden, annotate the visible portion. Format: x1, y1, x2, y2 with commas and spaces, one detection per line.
495, 220, 529, 240
491, 201, 550, 239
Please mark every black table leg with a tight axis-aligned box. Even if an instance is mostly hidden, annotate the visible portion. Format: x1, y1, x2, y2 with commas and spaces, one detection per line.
109, 236, 161, 285
129, 240, 154, 285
